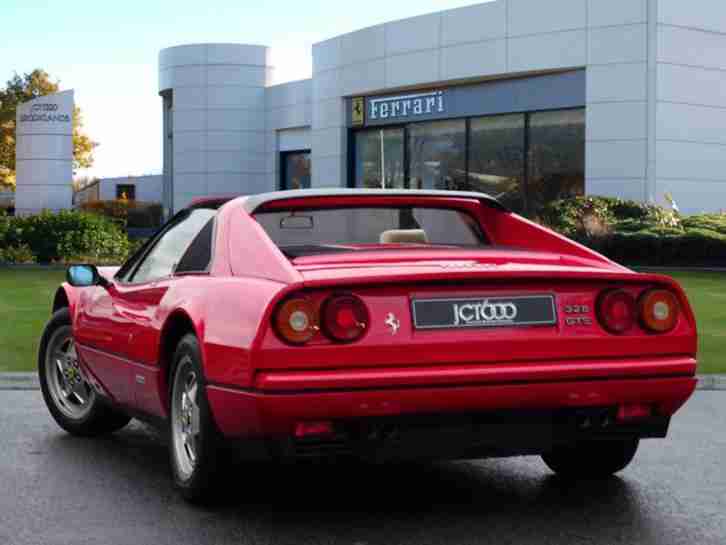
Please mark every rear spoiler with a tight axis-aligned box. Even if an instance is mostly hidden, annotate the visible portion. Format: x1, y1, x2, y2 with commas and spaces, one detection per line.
242, 188, 508, 214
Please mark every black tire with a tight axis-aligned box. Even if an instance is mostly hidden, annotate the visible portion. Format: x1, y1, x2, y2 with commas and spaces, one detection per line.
542, 439, 640, 479
38, 308, 131, 437
168, 333, 226, 503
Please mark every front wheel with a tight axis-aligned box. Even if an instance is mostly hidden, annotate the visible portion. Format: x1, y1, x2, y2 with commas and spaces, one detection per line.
542, 439, 640, 479
38, 308, 130, 436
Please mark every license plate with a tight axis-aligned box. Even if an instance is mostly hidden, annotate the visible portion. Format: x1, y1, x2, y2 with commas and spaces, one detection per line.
411, 295, 557, 330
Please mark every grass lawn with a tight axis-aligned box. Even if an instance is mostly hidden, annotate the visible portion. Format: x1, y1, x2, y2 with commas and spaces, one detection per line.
0, 268, 723, 374
0, 269, 65, 373
665, 271, 726, 375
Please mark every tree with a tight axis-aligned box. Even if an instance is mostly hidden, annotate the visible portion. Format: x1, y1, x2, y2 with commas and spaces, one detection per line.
0, 69, 98, 190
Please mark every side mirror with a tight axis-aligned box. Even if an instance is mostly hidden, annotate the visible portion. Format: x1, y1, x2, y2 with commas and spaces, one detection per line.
66, 265, 109, 288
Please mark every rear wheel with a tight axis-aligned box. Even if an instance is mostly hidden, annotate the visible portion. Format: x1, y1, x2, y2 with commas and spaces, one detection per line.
542, 439, 639, 479
39, 308, 130, 436
169, 333, 226, 503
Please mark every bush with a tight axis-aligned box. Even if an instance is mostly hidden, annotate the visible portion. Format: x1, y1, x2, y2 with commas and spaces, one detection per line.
79, 199, 164, 230
682, 213, 726, 236
0, 210, 129, 263
541, 196, 682, 237
0, 244, 36, 264
79, 199, 128, 225
543, 196, 726, 267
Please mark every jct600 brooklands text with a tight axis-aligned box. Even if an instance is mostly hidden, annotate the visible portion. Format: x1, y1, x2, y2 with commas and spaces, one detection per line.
453, 300, 518, 326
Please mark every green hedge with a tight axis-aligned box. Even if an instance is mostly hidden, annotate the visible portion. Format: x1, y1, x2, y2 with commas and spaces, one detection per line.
79, 200, 164, 230
542, 196, 726, 267
2, 198, 724, 267
0, 210, 130, 264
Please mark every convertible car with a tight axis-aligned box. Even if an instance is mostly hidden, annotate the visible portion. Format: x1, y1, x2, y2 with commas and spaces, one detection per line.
39, 189, 698, 501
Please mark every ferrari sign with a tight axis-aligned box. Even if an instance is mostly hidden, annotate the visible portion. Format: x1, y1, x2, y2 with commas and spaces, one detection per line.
347, 71, 587, 128
348, 89, 448, 128
369, 90, 445, 122
351, 97, 365, 126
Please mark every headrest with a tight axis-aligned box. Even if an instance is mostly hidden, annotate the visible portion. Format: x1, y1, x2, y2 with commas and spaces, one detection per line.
379, 229, 429, 244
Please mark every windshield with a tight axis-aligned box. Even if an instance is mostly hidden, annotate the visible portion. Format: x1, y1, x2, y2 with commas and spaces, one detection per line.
254, 206, 488, 258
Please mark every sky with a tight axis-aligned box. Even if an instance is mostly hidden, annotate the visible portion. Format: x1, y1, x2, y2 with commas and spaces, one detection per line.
1, 0, 486, 180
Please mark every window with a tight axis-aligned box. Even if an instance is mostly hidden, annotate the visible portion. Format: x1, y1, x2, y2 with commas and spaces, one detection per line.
527, 109, 585, 217
468, 114, 526, 214
351, 107, 585, 218
116, 184, 136, 201
280, 151, 311, 190
129, 208, 216, 284
254, 206, 487, 258
408, 120, 466, 191
354, 128, 404, 188
175, 218, 215, 273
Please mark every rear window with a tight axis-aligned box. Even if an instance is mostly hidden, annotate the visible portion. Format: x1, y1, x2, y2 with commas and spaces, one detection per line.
254, 206, 488, 257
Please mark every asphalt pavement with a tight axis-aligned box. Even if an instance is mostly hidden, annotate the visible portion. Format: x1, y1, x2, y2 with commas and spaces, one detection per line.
0, 390, 724, 545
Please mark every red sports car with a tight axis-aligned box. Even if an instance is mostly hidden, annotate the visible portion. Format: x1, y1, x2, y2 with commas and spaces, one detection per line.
39, 189, 698, 501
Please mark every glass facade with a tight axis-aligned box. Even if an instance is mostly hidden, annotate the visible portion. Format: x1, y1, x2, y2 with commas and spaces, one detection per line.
281, 151, 311, 190
352, 108, 585, 217
527, 109, 586, 216
468, 114, 526, 213
354, 128, 404, 188
408, 120, 466, 191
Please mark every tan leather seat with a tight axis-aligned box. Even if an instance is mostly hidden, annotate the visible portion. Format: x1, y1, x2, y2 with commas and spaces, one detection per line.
379, 229, 429, 244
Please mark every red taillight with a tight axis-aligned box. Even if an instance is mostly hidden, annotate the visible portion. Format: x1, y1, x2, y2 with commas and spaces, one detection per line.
639, 289, 679, 333
597, 289, 636, 334
321, 294, 369, 343
274, 298, 319, 344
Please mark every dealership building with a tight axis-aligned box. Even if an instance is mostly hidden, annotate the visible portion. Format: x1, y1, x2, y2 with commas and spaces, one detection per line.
158, 0, 726, 216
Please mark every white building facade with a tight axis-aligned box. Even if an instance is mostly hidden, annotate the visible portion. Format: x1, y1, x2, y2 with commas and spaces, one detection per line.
159, 0, 726, 216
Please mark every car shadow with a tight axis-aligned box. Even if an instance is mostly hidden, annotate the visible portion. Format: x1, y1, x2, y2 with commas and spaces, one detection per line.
44, 420, 658, 544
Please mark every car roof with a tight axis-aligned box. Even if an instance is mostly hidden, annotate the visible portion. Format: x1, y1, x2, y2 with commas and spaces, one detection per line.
239, 188, 507, 214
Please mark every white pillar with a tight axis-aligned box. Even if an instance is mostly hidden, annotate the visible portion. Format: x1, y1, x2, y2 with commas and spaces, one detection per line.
158, 44, 274, 213
15, 90, 74, 215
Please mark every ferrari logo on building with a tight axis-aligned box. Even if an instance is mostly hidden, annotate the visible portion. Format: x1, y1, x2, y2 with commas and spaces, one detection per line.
351, 97, 365, 126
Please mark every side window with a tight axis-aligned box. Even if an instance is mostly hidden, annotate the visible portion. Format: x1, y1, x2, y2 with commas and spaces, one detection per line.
175, 218, 215, 274
130, 209, 216, 284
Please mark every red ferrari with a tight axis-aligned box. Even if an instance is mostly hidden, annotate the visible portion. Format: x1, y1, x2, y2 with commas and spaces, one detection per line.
39, 189, 698, 501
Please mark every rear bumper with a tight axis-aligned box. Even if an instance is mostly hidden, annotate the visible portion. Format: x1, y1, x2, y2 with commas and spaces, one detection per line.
206, 356, 697, 440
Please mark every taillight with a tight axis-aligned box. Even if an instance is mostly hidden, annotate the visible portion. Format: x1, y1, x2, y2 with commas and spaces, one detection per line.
275, 298, 319, 344
597, 289, 636, 334
639, 289, 679, 333
321, 294, 369, 343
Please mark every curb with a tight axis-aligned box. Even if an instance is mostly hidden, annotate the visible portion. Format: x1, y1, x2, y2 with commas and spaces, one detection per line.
1, 373, 725, 391
696, 375, 726, 391
0, 373, 39, 391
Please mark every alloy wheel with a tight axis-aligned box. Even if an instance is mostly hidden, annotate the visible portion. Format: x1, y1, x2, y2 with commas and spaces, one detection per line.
44, 328, 95, 420
171, 357, 201, 479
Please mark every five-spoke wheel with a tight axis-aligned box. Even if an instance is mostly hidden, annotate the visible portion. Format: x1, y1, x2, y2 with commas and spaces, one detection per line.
168, 333, 225, 503
171, 356, 201, 479
45, 331, 95, 420
39, 308, 131, 436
